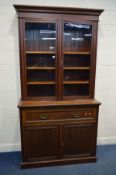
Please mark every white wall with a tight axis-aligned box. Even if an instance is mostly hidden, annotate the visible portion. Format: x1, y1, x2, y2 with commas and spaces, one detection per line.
0, 0, 116, 152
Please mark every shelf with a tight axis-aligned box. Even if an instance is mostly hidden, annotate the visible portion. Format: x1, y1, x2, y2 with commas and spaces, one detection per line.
63, 81, 89, 84
27, 81, 55, 85
64, 52, 91, 55
27, 67, 55, 70
27, 67, 90, 70
63, 67, 90, 70
26, 51, 55, 54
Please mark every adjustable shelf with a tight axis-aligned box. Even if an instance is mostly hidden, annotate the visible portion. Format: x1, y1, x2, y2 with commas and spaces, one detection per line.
27, 67, 55, 70
26, 51, 55, 54
63, 80, 89, 84
63, 67, 90, 70
27, 81, 56, 85
63, 51, 91, 55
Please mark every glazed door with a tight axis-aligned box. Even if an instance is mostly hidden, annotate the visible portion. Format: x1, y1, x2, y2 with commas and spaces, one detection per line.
23, 20, 58, 100
61, 21, 94, 100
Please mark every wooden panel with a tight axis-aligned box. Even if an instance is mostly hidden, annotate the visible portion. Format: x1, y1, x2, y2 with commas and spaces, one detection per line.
62, 123, 97, 158
23, 125, 59, 161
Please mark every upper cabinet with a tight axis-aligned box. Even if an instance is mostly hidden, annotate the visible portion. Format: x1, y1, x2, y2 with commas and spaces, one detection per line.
14, 5, 103, 101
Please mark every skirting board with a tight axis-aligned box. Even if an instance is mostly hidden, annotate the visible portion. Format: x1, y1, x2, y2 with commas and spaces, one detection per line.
0, 137, 116, 152
0, 143, 21, 152
97, 136, 116, 145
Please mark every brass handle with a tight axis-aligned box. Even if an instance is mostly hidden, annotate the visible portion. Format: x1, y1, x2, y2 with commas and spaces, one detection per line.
39, 114, 48, 120
73, 115, 80, 118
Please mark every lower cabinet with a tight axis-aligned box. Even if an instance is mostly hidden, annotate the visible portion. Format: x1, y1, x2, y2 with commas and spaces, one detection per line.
20, 105, 99, 168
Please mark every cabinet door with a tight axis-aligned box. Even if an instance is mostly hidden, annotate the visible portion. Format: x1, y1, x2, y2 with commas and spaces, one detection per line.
62, 21, 94, 100
23, 125, 59, 162
62, 123, 97, 158
23, 21, 58, 100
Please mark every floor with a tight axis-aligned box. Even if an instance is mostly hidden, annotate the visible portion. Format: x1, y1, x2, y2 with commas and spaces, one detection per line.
0, 145, 116, 175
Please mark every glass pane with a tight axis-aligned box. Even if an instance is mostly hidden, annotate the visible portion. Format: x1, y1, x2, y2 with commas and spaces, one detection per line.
64, 23, 92, 52
27, 85, 55, 97
25, 22, 56, 98
25, 23, 56, 52
26, 54, 56, 67
64, 54, 90, 67
64, 84, 89, 96
63, 22, 92, 97
27, 70, 55, 81
64, 70, 90, 81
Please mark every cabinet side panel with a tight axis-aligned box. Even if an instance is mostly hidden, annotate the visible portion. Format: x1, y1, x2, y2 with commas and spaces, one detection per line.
18, 18, 27, 99
89, 22, 98, 98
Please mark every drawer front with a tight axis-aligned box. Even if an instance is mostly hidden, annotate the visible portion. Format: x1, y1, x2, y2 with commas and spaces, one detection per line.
22, 108, 97, 124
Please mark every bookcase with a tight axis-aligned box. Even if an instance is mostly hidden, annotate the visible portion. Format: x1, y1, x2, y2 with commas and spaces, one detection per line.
14, 5, 103, 168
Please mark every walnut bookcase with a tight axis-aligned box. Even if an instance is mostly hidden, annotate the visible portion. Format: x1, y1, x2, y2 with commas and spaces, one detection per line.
14, 5, 103, 168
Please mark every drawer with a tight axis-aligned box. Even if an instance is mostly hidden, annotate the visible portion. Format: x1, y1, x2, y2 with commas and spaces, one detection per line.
22, 108, 97, 124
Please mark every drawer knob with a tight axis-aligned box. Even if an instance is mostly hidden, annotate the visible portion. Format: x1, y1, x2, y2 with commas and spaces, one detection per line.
39, 114, 48, 120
